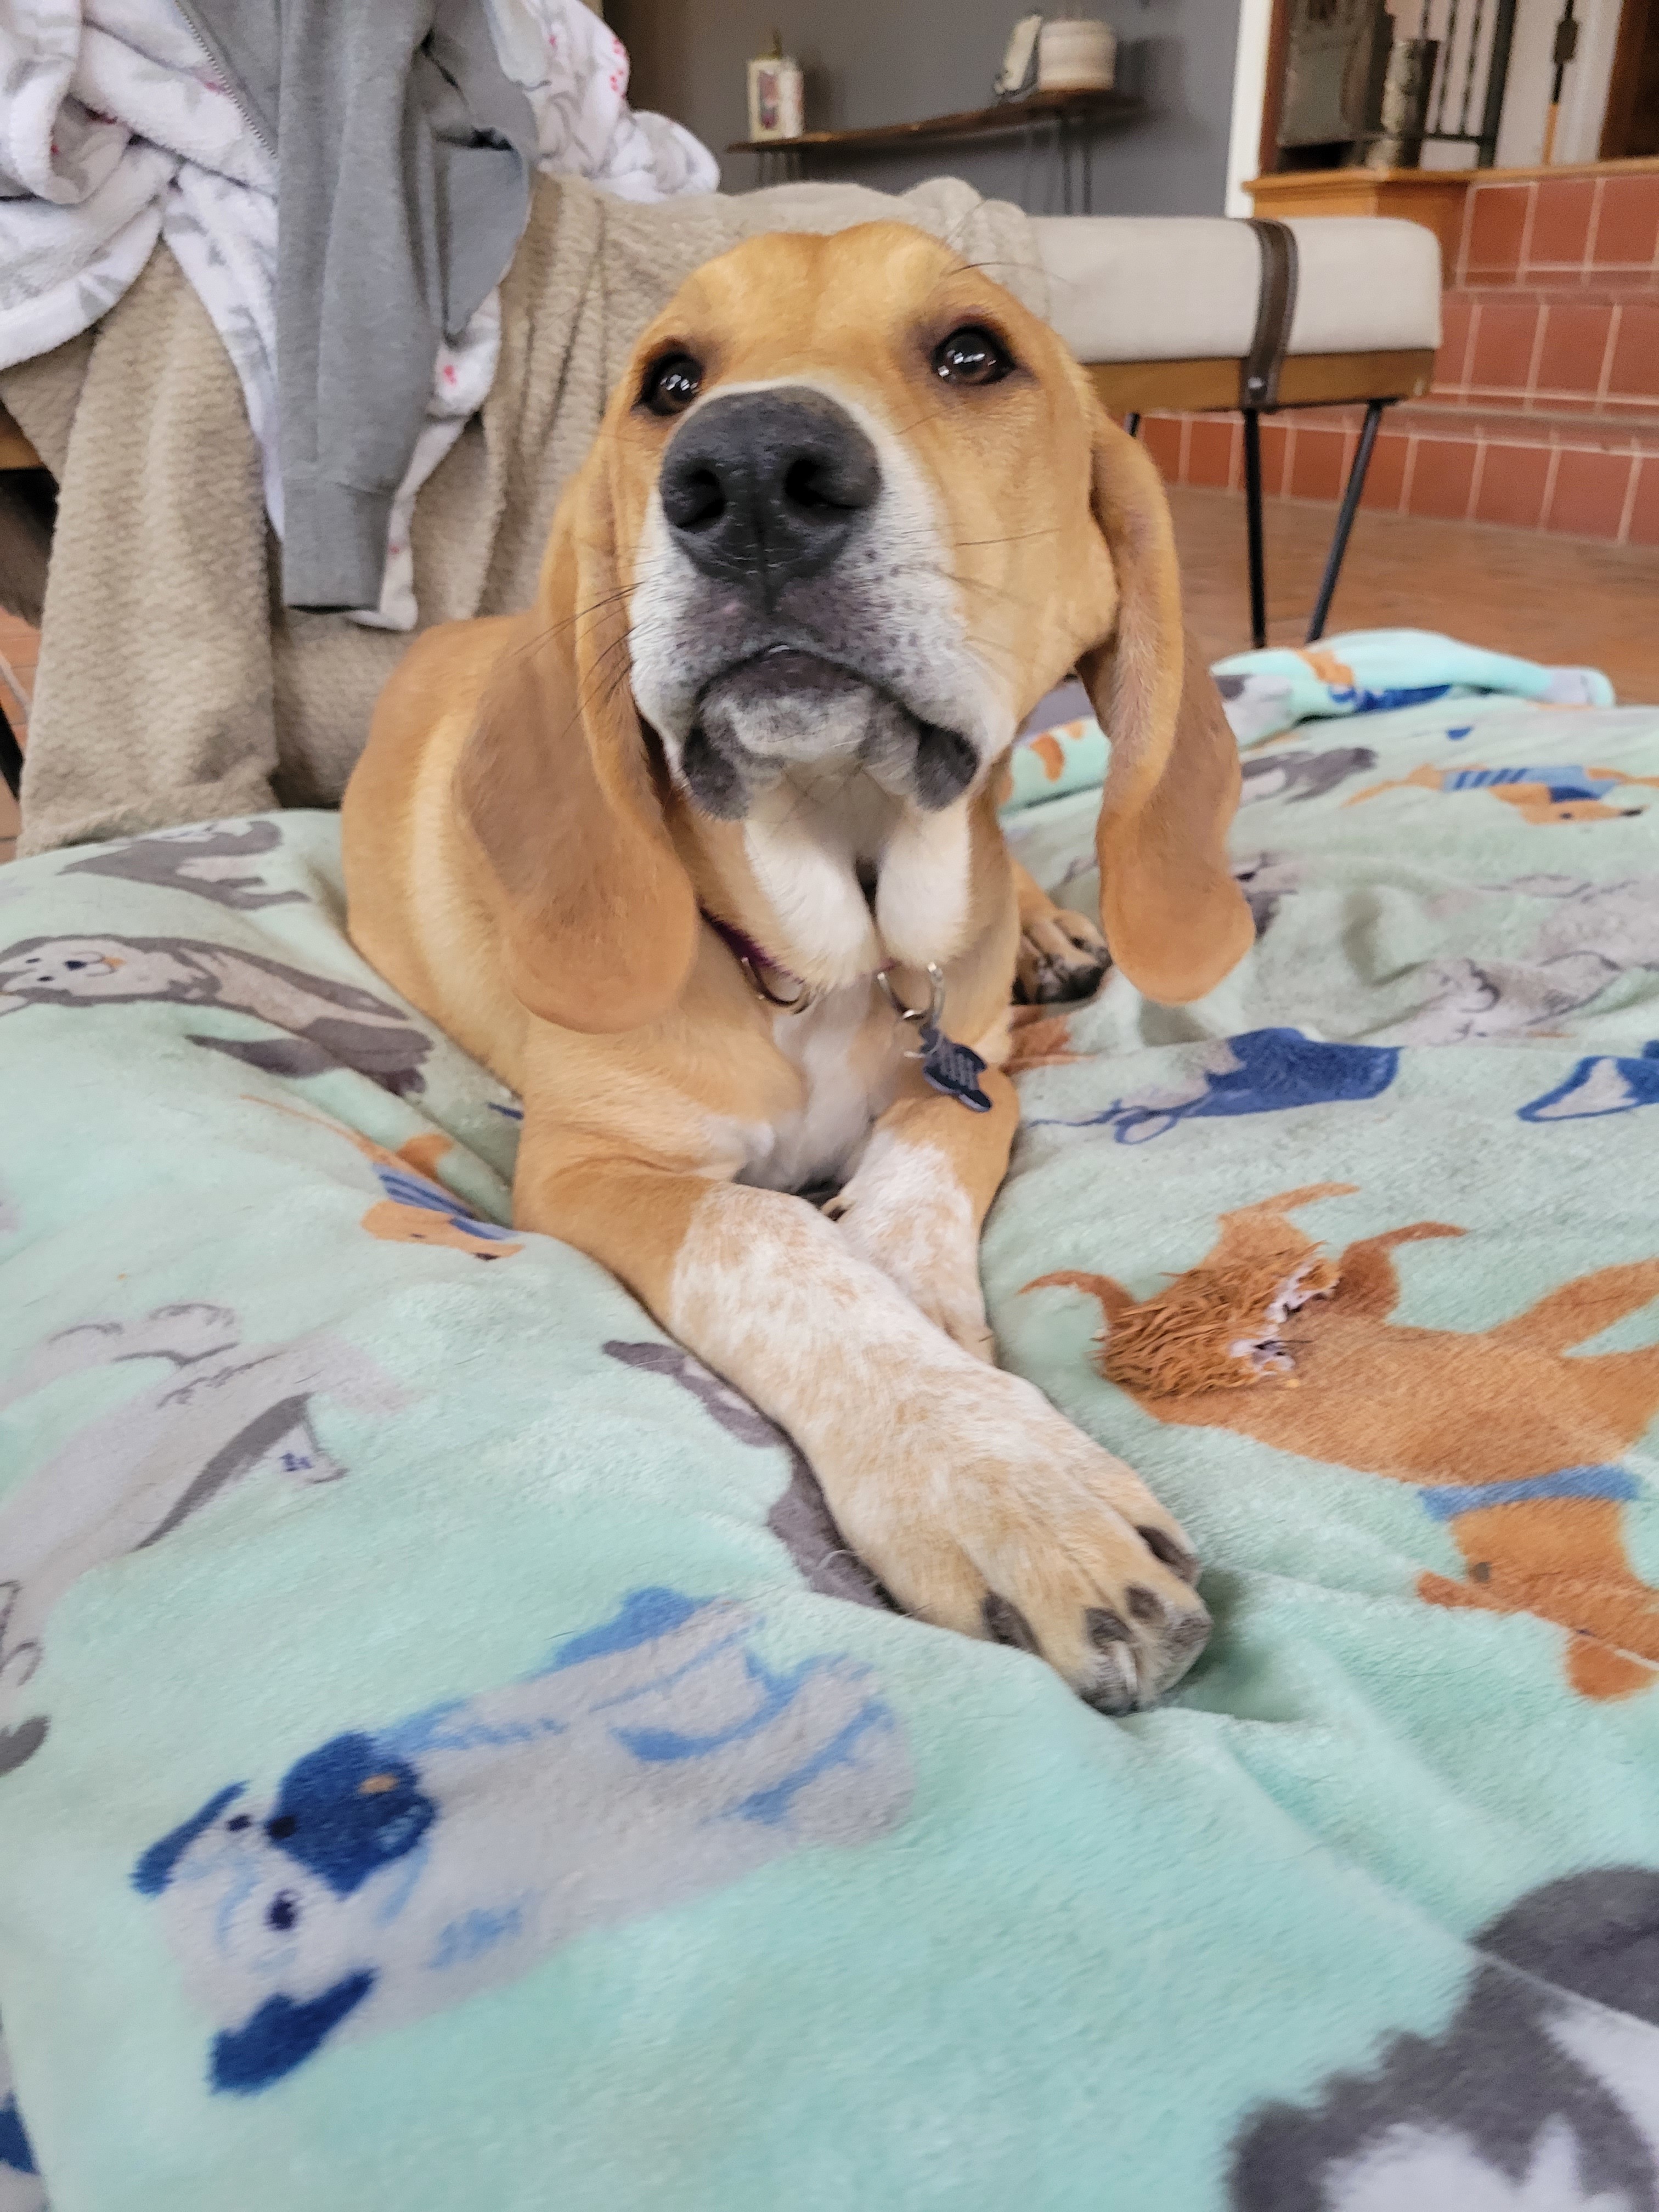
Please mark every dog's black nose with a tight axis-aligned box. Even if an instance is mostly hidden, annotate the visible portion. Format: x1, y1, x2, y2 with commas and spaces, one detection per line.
658, 388, 881, 594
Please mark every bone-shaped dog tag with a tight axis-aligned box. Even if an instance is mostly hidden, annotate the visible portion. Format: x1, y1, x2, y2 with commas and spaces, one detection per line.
918, 1023, 992, 1113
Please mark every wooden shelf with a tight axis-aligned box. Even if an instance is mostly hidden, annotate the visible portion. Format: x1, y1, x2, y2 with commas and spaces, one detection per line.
728, 88, 1141, 157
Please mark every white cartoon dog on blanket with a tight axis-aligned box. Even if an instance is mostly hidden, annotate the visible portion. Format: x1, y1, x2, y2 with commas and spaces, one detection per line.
0, 1304, 405, 1777
134, 1587, 911, 2094
1401, 873, 1659, 1045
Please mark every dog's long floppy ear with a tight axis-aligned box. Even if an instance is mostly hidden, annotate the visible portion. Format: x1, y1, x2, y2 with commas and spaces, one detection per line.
1076, 413, 1255, 1006
454, 453, 698, 1035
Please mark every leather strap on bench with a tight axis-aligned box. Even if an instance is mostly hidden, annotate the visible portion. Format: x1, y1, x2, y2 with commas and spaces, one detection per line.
1240, 218, 1299, 412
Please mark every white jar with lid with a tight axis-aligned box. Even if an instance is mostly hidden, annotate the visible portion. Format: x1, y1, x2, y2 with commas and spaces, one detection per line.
1037, 18, 1116, 91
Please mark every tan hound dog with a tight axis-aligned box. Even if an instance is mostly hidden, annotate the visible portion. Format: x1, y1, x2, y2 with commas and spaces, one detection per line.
343, 222, 1254, 1713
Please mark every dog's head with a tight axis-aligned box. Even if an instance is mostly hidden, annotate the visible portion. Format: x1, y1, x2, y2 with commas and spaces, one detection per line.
456, 223, 1251, 1031
0, 934, 200, 1007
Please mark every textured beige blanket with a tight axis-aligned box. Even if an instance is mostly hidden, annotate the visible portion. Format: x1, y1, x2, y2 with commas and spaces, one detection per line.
0, 174, 1042, 856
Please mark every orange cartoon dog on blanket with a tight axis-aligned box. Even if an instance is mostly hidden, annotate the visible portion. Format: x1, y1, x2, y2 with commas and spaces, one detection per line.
1029, 1184, 1659, 1700
1347, 760, 1659, 825
257, 1102, 523, 1260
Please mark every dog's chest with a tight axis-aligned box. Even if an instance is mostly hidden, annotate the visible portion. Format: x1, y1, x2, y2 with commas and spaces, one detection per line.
731, 985, 903, 1195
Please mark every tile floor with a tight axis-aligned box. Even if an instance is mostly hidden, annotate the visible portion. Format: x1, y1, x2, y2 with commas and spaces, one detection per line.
0, 492, 1652, 868
1168, 484, 1659, 704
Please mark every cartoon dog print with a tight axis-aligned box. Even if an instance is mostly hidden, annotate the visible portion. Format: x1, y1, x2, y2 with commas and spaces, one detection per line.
60, 821, 306, 912
1019, 718, 1093, 786
1348, 761, 1659, 825
1238, 746, 1378, 807
1214, 649, 1454, 747
1231, 852, 1307, 939
603, 1342, 890, 1609
1522, 1040, 1659, 1123
1028, 1185, 1659, 1697
1232, 1865, 1659, 2209
1400, 873, 1659, 1046
253, 1100, 522, 1260
1213, 669, 1297, 747
133, 1586, 911, 2094
0, 1304, 406, 1776
1004, 1007, 1085, 1074
1031, 1030, 1400, 1144
0, 2021, 44, 2212
1515, 874, 1659, 968
0, 935, 433, 1096
1401, 952, 1638, 1047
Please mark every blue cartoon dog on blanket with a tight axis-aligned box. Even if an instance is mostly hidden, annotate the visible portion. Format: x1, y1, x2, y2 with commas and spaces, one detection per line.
1037, 1028, 1400, 1144
134, 1588, 910, 2094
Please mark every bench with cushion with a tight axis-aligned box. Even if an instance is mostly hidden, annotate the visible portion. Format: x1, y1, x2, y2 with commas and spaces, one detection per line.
1035, 213, 1443, 647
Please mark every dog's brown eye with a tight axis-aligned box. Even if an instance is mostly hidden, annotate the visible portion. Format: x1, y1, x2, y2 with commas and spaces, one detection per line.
932, 326, 1013, 386
641, 352, 703, 417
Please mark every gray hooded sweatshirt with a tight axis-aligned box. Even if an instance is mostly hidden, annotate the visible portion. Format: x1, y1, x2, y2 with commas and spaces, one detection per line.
179, 0, 538, 611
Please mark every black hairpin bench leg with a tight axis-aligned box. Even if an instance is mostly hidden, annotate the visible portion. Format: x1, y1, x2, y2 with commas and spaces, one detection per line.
1305, 398, 1387, 646
0, 697, 21, 802
1243, 409, 1268, 650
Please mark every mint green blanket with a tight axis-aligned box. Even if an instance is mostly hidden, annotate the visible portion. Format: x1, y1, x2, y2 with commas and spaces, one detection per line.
2, 684, 1658, 2210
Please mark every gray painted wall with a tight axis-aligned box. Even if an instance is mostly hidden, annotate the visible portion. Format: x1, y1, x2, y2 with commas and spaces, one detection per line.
611, 0, 1245, 217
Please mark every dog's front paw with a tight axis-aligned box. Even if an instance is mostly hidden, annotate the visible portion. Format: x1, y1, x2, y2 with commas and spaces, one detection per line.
836, 1373, 1208, 1713
1015, 905, 1110, 1004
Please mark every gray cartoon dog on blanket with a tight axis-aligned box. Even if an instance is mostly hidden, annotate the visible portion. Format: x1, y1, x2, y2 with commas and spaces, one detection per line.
1232, 1866, 1659, 2209
134, 1587, 911, 2094
0, 1304, 405, 1776
0, 934, 433, 1093
1237, 745, 1378, 806
60, 821, 307, 912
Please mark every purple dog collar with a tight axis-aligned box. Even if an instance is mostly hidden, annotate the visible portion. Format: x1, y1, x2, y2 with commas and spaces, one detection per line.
700, 907, 816, 1012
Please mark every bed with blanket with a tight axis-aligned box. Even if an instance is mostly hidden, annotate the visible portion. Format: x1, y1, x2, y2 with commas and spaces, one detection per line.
2, 643, 1658, 2210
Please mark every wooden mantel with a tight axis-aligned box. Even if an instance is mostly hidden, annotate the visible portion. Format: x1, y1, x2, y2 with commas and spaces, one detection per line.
1244, 168, 1474, 278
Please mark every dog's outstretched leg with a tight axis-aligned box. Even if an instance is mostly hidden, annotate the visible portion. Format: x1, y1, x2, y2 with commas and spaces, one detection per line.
517, 1126, 1209, 1716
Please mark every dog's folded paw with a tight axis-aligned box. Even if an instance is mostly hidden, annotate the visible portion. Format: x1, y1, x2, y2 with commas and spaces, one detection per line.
1015, 906, 1110, 1005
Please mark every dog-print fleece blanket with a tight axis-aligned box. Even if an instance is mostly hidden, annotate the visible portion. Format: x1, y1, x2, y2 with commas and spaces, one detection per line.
1002, 626, 1617, 809
1, 687, 1658, 2210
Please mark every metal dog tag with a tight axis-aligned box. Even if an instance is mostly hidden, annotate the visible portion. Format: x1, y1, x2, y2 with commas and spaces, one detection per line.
918, 1023, 992, 1113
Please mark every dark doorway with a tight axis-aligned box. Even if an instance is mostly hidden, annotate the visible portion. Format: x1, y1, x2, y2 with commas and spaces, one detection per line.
1602, 0, 1659, 157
